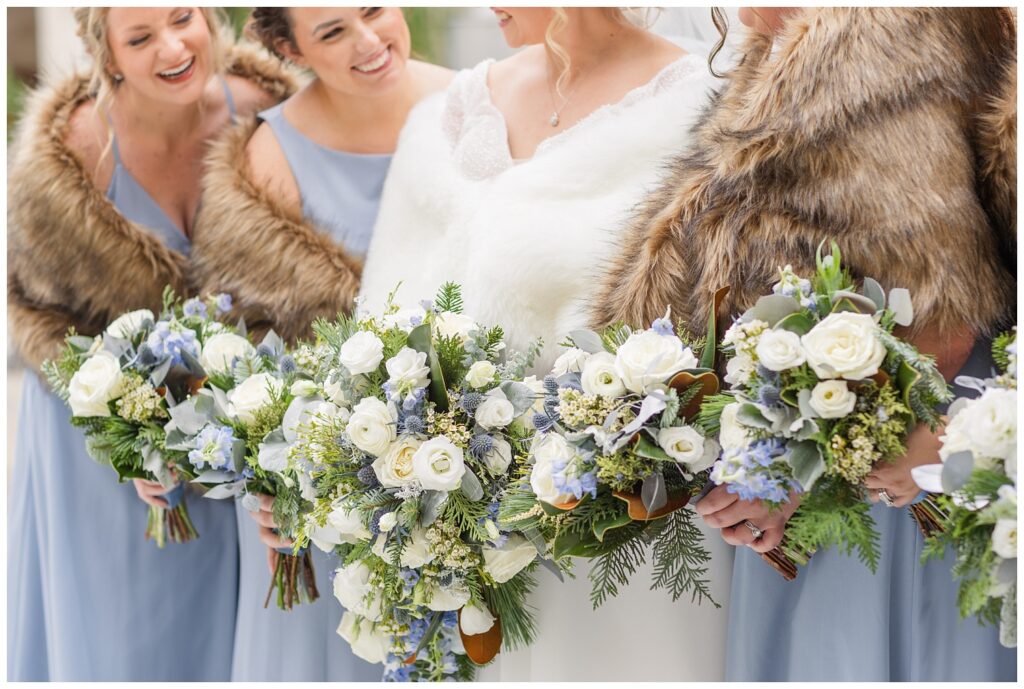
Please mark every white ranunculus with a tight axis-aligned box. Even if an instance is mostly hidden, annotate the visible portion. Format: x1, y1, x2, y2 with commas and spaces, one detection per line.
372, 438, 421, 487
105, 309, 154, 339
460, 602, 496, 635
412, 436, 466, 491
615, 330, 698, 394
719, 402, 751, 451
400, 526, 436, 568
466, 360, 497, 389
482, 437, 513, 475
529, 434, 578, 505
580, 351, 626, 398
337, 612, 390, 664
199, 332, 254, 375
324, 378, 350, 407
658, 425, 715, 471
808, 380, 858, 419
475, 389, 516, 430
346, 396, 396, 457
333, 561, 382, 620
434, 312, 478, 343
940, 388, 1017, 467
380, 306, 427, 333
424, 579, 471, 611
68, 351, 126, 417
289, 379, 319, 398
339, 331, 385, 375
755, 328, 807, 372
552, 348, 591, 376
801, 312, 886, 380
327, 502, 371, 544
307, 522, 343, 553
228, 372, 283, 425
724, 353, 755, 386
385, 347, 430, 391
992, 518, 1017, 559
482, 534, 537, 583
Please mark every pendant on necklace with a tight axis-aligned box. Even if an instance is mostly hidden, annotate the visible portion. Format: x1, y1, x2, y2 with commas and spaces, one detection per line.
549, 113, 560, 127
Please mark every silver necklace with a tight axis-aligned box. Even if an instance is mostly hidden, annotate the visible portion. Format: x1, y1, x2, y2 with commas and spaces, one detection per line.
546, 64, 586, 128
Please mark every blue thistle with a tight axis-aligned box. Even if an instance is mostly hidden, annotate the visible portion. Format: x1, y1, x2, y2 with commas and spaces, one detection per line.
543, 375, 559, 395
369, 509, 387, 536
356, 465, 379, 487
256, 343, 275, 358
757, 384, 782, 408
543, 396, 561, 416
137, 343, 158, 366
401, 415, 425, 435
533, 412, 555, 433
278, 355, 297, 374
469, 434, 494, 458
459, 392, 483, 413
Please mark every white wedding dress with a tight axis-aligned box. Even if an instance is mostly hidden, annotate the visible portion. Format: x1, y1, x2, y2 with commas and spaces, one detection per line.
359, 53, 732, 682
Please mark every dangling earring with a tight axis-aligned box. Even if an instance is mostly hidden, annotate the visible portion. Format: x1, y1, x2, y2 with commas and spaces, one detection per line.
112, 73, 124, 84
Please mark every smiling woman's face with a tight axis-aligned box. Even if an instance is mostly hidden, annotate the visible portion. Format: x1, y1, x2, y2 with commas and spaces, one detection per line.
106, 7, 213, 105
280, 7, 411, 98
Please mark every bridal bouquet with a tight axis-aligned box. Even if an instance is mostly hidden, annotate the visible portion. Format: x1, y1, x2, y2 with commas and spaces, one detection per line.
42, 289, 236, 546
704, 243, 952, 579
912, 330, 1017, 647
293, 284, 542, 680
499, 314, 721, 609
168, 330, 324, 610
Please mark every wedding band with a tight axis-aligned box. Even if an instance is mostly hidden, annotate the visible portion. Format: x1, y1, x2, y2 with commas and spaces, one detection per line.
743, 520, 764, 540
878, 489, 896, 507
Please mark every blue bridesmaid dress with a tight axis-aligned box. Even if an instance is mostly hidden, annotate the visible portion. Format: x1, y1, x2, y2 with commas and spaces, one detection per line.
228, 102, 389, 682
7, 81, 240, 681
725, 337, 1016, 681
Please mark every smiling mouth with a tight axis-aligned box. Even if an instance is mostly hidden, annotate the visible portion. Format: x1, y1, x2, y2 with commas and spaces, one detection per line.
494, 10, 512, 25
157, 56, 195, 82
353, 47, 392, 74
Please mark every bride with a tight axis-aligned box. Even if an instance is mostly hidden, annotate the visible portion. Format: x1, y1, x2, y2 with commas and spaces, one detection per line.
359, 7, 729, 680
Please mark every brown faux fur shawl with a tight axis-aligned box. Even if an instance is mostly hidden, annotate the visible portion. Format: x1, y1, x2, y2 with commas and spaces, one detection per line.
7, 43, 299, 372
190, 109, 364, 344
593, 8, 1017, 340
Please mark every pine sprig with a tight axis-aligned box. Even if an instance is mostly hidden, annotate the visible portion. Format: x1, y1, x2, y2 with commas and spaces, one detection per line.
484, 567, 538, 650
784, 486, 880, 571
435, 282, 464, 314
588, 523, 648, 608
441, 489, 488, 541
648, 508, 718, 606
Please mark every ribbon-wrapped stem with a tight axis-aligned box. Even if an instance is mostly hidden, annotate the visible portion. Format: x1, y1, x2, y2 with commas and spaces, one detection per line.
264, 548, 319, 611
143, 484, 198, 547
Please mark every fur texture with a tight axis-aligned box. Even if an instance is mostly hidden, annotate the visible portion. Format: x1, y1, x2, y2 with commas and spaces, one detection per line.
191, 107, 369, 344
592, 8, 1017, 340
7, 43, 298, 372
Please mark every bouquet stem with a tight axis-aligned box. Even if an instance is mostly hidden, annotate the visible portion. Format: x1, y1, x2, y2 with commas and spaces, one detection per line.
144, 501, 198, 547
759, 538, 813, 581
264, 549, 319, 611
908, 494, 947, 537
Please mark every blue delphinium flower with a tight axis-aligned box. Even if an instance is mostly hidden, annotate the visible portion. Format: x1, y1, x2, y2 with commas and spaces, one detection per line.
146, 321, 200, 366
651, 313, 675, 337
399, 568, 420, 594
188, 424, 235, 470
710, 440, 796, 504
183, 298, 208, 319
551, 453, 598, 501
214, 293, 233, 314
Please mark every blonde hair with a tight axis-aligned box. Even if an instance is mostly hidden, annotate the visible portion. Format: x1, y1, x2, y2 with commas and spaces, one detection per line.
72, 7, 230, 163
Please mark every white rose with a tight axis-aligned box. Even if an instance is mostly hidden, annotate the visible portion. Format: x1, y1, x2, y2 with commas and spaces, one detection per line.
412, 436, 466, 491
460, 603, 496, 635
378, 512, 397, 533
346, 397, 396, 457
289, 379, 319, 398
337, 612, 390, 665
339, 331, 385, 375
658, 425, 717, 471
580, 352, 626, 398
475, 389, 516, 430
307, 521, 343, 553
327, 503, 371, 544
372, 438, 422, 487
228, 373, 283, 425
385, 347, 430, 391
755, 329, 807, 372
724, 353, 755, 386
482, 437, 513, 475
801, 312, 886, 380
424, 579, 471, 611
482, 534, 537, 583
105, 309, 153, 339
552, 348, 591, 376
992, 519, 1017, 559
400, 526, 436, 568
529, 434, 578, 505
324, 378, 350, 407
199, 333, 254, 375
808, 380, 858, 419
434, 312, 478, 343
68, 351, 126, 417
966, 388, 1017, 461
333, 561, 382, 621
466, 360, 497, 389
615, 330, 698, 394
719, 403, 751, 451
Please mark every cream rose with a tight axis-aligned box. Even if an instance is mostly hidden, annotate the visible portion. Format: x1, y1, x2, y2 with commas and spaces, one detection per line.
228, 372, 283, 425
466, 360, 497, 389
372, 438, 421, 487
326, 502, 371, 544
529, 434, 579, 505
718, 403, 751, 451
68, 351, 126, 417
615, 330, 698, 394
482, 534, 537, 583
385, 347, 430, 391
104, 308, 153, 339
199, 332, 254, 375
801, 312, 886, 380
332, 561, 382, 620
581, 351, 626, 398
412, 436, 466, 491
475, 389, 515, 430
337, 612, 390, 664
808, 380, 858, 419
339, 331, 385, 375
552, 348, 591, 376
658, 425, 717, 471
460, 602, 496, 635
346, 396, 396, 457
755, 329, 807, 372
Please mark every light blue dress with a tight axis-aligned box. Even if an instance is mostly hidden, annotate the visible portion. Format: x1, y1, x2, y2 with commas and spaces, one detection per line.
725, 337, 1017, 681
7, 81, 240, 682
228, 102, 389, 682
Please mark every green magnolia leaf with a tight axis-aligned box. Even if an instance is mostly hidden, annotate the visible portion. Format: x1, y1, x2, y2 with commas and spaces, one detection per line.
789, 440, 825, 491
408, 323, 449, 412
552, 528, 601, 560
775, 312, 815, 335
634, 433, 673, 462
896, 360, 922, 415
593, 511, 633, 542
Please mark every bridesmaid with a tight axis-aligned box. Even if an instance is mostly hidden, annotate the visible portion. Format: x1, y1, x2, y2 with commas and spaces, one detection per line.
7, 7, 294, 681
593, 7, 1016, 682
190, 7, 450, 681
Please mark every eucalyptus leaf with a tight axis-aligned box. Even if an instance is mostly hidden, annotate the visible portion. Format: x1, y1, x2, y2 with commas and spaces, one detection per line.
797, 389, 819, 419
499, 381, 538, 416
741, 294, 801, 327
862, 277, 886, 311
460, 469, 484, 501
888, 288, 914, 326
164, 428, 192, 452
941, 450, 975, 493
231, 438, 247, 473
414, 613, 444, 655
166, 398, 210, 436
203, 482, 245, 500
996, 557, 1017, 585
69, 335, 98, 352
641, 472, 668, 515
149, 358, 172, 388
536, 555, 565, 582
831, 290, 878, 314
103, 335, 132, 359
419, 490, 448, 526
788, 440, 825, 491
142, 443, 174, 488
568, 329, 608, 354
946, 396, 970, 420
236, 317, 248, 338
